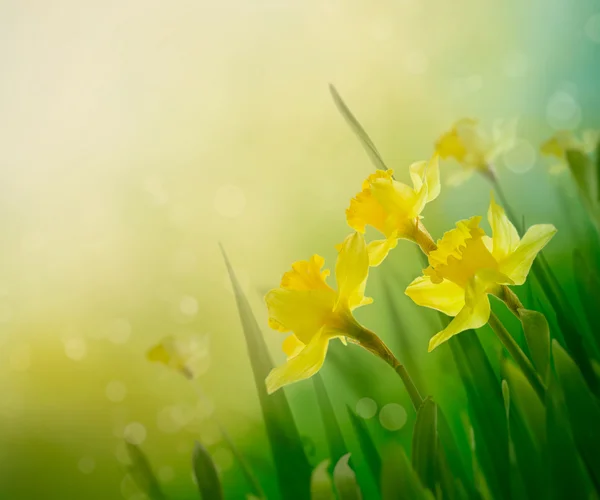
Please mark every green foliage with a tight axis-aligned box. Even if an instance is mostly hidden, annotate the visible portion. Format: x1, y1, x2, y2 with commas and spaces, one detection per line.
192, 442, 223, 500
313, 374, 347, 468
126, 443, 168, 500
345, 405, 381, 488
333, 454, 363, 500
380, 444, 435, 500
411, 397, 438, 492
221, 245, 312, 499
518, 308, 551, 381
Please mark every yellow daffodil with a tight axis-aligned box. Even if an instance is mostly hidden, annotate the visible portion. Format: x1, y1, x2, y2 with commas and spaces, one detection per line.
265, 232, 385, 394
541, 129, 600, 174
405, 196, 556, 351
346, 156, 440, 266
436, 118, 518, 184
147, 334, 210, 379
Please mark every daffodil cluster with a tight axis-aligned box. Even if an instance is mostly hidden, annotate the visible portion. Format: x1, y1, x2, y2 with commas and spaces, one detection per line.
265, 122, 557, 395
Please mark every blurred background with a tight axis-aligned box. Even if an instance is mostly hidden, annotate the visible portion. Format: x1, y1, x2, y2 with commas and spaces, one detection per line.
1, 0, 599, 498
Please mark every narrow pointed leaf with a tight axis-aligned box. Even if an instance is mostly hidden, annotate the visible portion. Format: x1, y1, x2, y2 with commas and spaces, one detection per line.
333, 454, 363, 500
310, 459, 335, 500
381, 444, 435, 500
192, 442, 223, 500
411, 397, 437, 493
346, 405, 381, 485
329, 84, 388, 171
313, 374, 347, 466
126, 443, 168, 500
221, 245, 311, 499
518, 308, 550, 381
546, 364, 594, 499
553, 340, 600, 488
573, 249, 600, 352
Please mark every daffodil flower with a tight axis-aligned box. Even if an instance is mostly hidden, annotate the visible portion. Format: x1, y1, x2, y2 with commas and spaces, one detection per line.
405, 196, 556, 351
265, 232, 419, 402
541, 129, 600, 175
436, 118, 518, 185
346, 156, 440, 266
147, 334, 210, 379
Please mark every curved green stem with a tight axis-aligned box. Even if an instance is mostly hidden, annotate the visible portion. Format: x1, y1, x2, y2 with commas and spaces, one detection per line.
488, 311, 546, 402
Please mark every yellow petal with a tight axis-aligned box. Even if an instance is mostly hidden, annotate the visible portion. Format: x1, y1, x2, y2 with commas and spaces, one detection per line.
280, 255, 332, 291
428, 294, 491, 351
282, 334, 305, 358
409, 154, 440, 204
335, 233, 370, 308
346, 170, 393, 234
265, 288, 336, 344
488, 194, 519, 261
147, 342, 173, 366
405, 275, 465, 317
367, 236, 398, 267
265, 330, 330, 394
499, 224, 557, 285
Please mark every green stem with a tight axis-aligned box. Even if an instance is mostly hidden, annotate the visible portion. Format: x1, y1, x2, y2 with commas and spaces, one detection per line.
488, 311, 546, 402
352, 324, 424, 410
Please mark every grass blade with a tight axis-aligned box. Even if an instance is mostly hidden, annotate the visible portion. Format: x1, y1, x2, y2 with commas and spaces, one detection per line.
546, 364, 594, 499
333, 454, 363, 500
192, 442, 223, 500
328, 84, 388, 171
518, 308, 551, 381
310, 459, 336, 500
381, 444, 435, 500
411, 397, 437, 493
346, 405, 381, 486
553, 340, 600, 489
221, 245, 311, 499
313, 374, 347, 467
126, 442, 168, 500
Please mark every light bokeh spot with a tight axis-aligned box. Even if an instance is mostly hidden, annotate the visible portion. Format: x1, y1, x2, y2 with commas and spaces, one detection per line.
356, 397, 378, 419
213, 447, 234, 472
547, 91, 581, 130
64, 337, 87, 361
502, 139, 537, 174
78, 456, 96, 474
179, 295, 199, 317
124, 422, 147, 445
214, 184, 246, 218
106, 380, 128, 403
379, 403, 408, 431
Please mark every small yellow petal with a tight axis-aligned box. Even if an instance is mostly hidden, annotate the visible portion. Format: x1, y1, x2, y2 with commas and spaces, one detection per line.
405, 275, 465, 317
265, 288, 336, 344
428, 287, 491, 351
488, 194, 520, 261
280, 255, 332, 291
367, 236, 398, 267
500, 224, 557, 285
335, 233, 370, 308
147, 343, 172, 366
282, 334, 305, 359
346, 171, 393, 234
409, 154, 440, 204
265, 331, 330, 394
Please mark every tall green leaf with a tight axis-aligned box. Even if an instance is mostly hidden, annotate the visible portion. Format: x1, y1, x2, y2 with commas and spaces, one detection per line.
346, 405, 381, 486
546, 365, 594, 499
333, 454, 363, 500
310, 459, 336, 500
411, 397, 437, 493
380, 444, 435, 500
328, 84, 388, 171
192, 442, 223, 500
449, 333, 511, 500
221, 245, 311, 499
553, 340, 600, 489
313, 374, 347, 467
573, 249, 600, 352
518, 308, 550, 381
126, 442, 168, 500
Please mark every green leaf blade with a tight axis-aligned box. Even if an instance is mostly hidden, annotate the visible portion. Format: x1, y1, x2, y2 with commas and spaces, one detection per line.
192, 442, 224, 500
